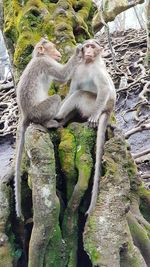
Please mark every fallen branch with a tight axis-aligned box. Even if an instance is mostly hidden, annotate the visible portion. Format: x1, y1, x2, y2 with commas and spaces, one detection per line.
132, 148, 150, 159
141, 174, 150, 179
139, 80, 150, 101
117, 75, 150, 93
125, 123, 150, 138
0, 81, 14, 90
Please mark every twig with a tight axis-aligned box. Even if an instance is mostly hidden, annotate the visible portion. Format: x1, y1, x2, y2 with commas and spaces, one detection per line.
0, 81, 14, 90
132, 148, 150, 159
139, 81, 150, 101
141, 174, 150, 179
117, 75, 150, 93
125, 123, 150, 138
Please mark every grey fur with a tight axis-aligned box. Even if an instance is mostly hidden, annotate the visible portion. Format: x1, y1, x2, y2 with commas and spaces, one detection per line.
55, 39, 116, 214
15, 39, 81, 218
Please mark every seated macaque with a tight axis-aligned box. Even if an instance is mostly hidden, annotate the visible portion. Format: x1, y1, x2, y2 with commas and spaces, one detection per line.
56, 39, 116, 214
15, 38, 82, 218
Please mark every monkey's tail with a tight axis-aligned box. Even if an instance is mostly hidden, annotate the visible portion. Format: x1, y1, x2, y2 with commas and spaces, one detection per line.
14, 119, 28, 219
86, 113, 108, 215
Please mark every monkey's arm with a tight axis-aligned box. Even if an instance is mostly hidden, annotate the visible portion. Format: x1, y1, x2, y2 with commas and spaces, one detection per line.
88, 71, 116, 127
88, 85, 110, 127
88, 87, 116, 127
46, 46, 82, 82
55, 92, 77, 120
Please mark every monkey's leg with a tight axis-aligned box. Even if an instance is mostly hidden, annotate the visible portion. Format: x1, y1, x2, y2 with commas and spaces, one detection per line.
30, 95, 61, 123
56, 92, 79, 120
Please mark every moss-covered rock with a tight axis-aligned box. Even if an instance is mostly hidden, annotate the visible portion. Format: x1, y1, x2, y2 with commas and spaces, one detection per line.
0, 184, 13, 267
58, 123, 95, 266
58, 127, 77, 201
84, 130, 147, 267
25, 125, 64, 267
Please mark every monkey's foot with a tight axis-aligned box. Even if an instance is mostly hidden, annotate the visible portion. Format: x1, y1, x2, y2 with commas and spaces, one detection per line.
88, 113, 100, 128
55, 114, 64, 122
44, 119, 60, 129
31, 123, 47, 133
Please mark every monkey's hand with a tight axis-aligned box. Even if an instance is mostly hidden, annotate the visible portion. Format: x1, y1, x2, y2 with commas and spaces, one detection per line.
75, 44, 83, 59
88, 112, 100, 128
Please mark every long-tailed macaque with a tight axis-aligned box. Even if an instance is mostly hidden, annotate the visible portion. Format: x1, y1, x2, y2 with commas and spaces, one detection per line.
56, 39, 116, 214
15, 38, 81, 218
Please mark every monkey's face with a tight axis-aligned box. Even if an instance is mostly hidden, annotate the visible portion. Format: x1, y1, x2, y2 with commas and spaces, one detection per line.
35, 40, 62, 61
83, 41, 101, 64
46, 42, 62, 62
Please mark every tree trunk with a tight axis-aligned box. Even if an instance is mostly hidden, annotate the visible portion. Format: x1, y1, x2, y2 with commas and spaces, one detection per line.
1, 1, 150, 267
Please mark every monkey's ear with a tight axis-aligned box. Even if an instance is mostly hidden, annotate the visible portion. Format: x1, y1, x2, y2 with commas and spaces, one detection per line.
37, 45, 45, 54
98, 46, 104, 54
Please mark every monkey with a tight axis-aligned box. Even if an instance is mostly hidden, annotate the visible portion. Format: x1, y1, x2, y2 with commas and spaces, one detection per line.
15, 38, 82, 219
55, 39, 116, 215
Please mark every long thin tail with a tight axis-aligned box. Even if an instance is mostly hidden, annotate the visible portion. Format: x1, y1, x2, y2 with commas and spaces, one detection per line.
14, 120, 27, 219
86, 113, 108, 215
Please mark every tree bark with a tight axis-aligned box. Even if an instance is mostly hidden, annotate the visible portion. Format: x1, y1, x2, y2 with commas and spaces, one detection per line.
1, 1, 150, 267
84, 130, 148, 267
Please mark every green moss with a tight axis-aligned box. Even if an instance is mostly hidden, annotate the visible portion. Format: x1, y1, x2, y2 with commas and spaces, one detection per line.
120, 239, 143, 267
0, 243, 14, 267
74, 0, 92, 18
3, 0, 20, 42
76, 148, 92, 181
138, 186, 150, 198
61, 204, 78, 267
140, 200, 150, 224
74, 126, 95, 187
58, 128, 77, 201
138, 186, 150, 223
4, 15, 17, 43
92, 11, 103, 33
69, 123, 95, 147
122, 147, 137, 181
44, 225, 66, 267
4, 0, 93, 72
14, 37, 33, 68
6, 223, 22, 263
13, 31, 42, 68
70, 124, 95, 190
128, 211, 150, 260
73, 0, 92, 43
84, 216, 101, 264
48, 81, 59, 95
129, 220, 149, 244
59, 124, 95, 266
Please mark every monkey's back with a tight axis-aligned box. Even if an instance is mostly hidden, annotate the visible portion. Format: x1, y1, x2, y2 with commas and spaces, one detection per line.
16, 56, 52, 118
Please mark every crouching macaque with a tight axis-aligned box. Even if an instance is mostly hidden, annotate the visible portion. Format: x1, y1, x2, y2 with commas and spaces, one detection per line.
56, 39, 116, 214
15, 38, 82, 218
